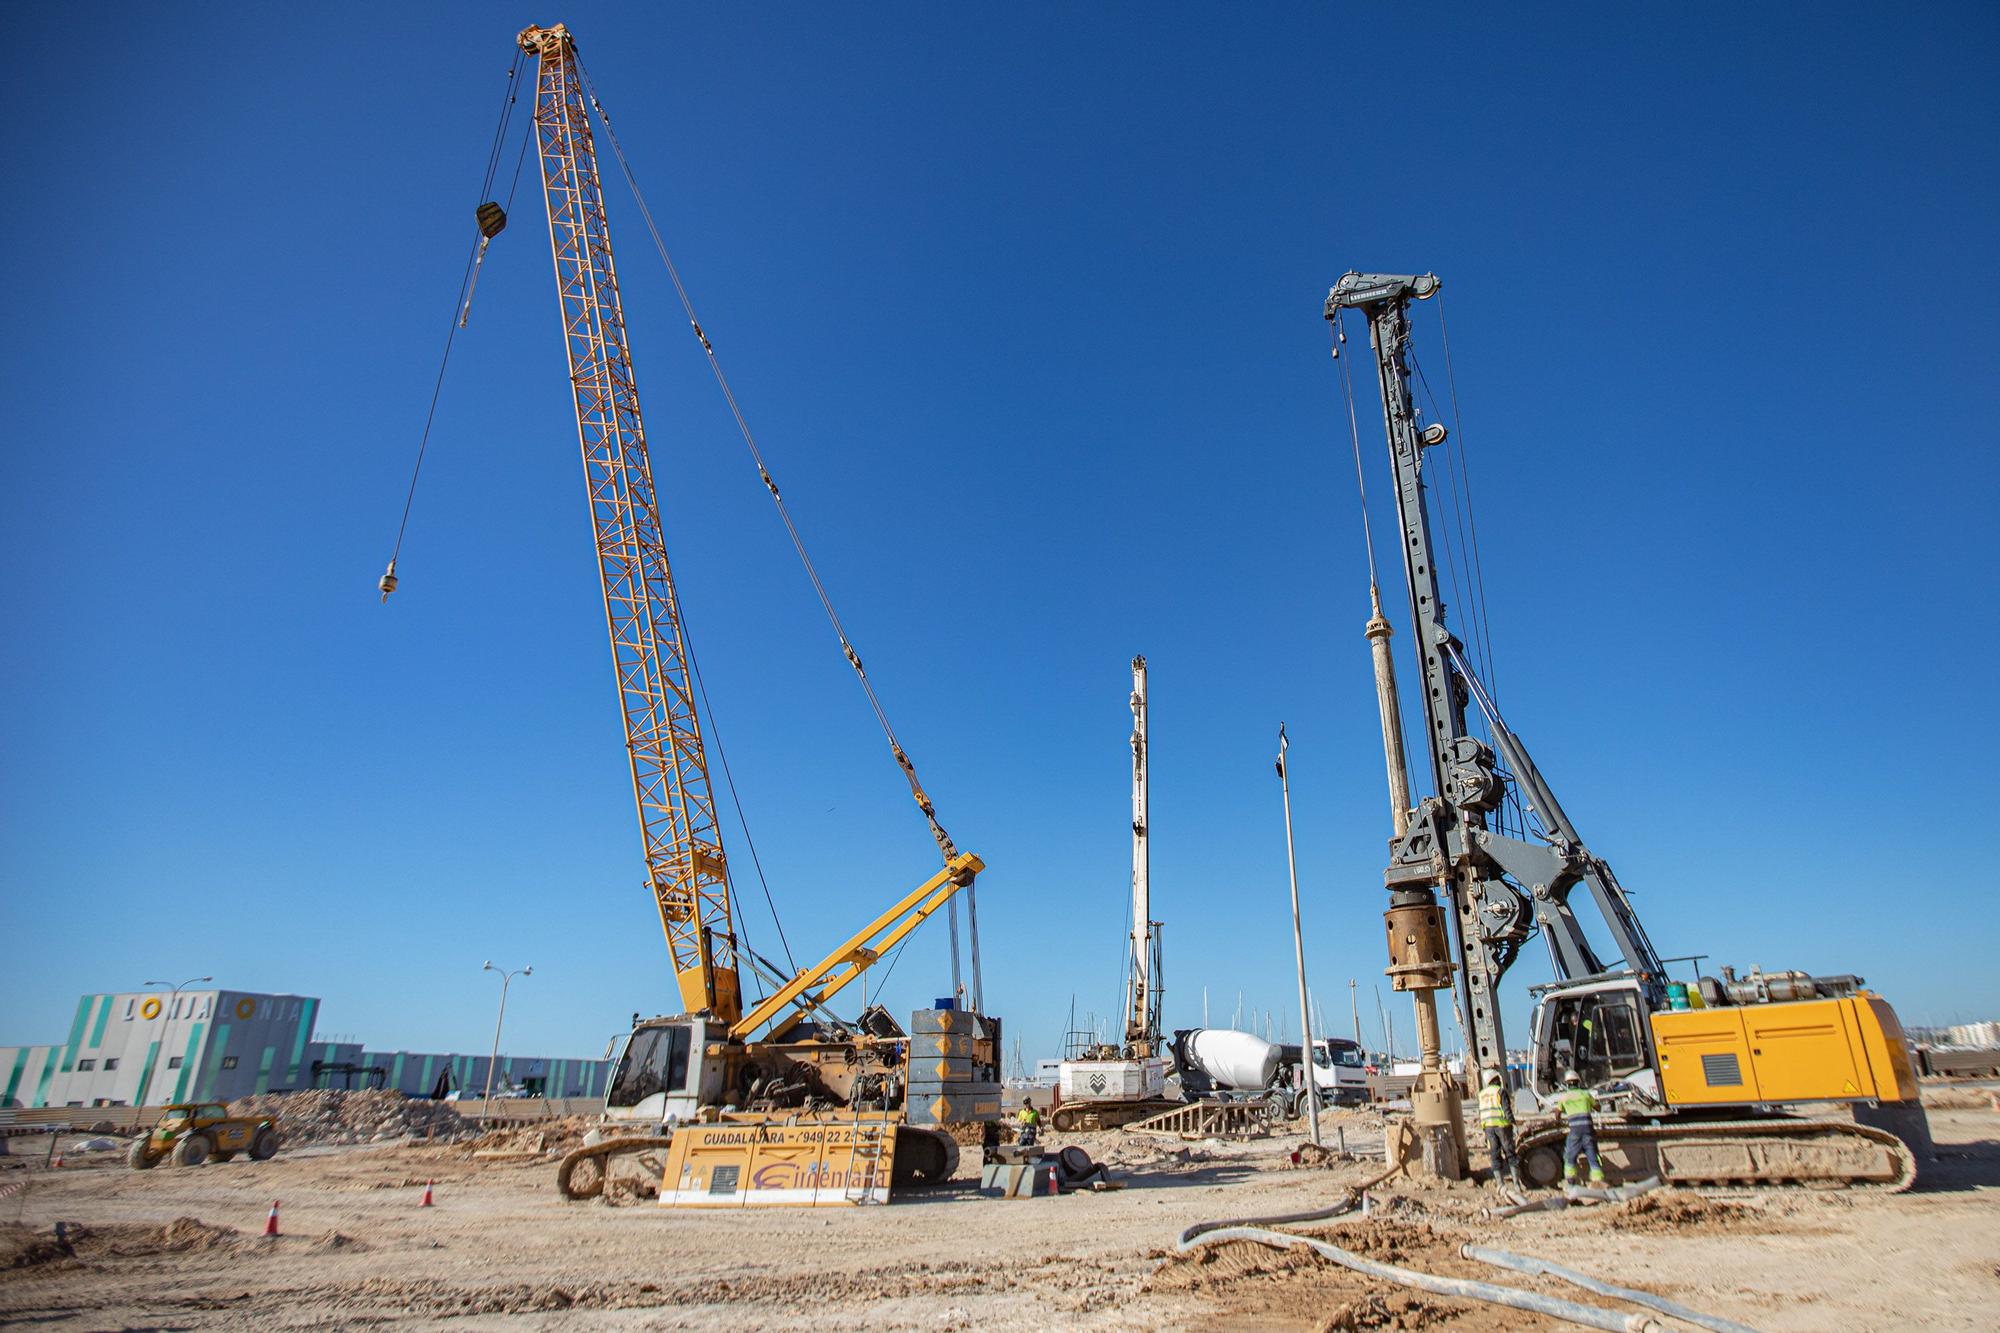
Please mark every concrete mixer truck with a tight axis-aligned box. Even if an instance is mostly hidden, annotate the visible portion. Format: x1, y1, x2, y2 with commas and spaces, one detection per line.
1170, 1028, 1367, 1121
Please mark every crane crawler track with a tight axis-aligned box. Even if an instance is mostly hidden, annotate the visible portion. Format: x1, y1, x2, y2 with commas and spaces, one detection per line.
555, 1135, 677, 1201
1515, 1116, 1918, 1193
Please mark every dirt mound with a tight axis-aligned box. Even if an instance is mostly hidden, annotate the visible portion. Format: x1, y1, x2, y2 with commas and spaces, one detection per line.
309, 1230, 372, 1252
1, 1223, 77, 1270
161, 1216, 240, 1251
945, 1120, 1014, 1147
228, 1089, 470, 1146
1147, 1221, 1512, 1331
1922, 1086, 2000, 1110
3, 1217, 241, 1269
1289, 1141, 1360, 1169
460, 1116, 595, 1156
1609, 1190, 1761, 1233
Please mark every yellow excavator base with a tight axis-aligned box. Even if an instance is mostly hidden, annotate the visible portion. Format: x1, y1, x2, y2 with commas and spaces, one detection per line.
657, 1119, 896, 1207
1651, 993, 1920, 1107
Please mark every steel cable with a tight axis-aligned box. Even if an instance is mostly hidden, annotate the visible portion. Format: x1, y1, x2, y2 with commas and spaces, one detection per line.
384, 51, 528, 582
573, 58, 962, 872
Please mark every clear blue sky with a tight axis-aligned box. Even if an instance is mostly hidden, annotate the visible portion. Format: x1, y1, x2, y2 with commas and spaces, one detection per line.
4, 5, 1997, 1066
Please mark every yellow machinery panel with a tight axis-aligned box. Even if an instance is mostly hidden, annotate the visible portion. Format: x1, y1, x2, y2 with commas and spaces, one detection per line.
658, 1118, 895, 1208
1652, 996, 1918, 1108
1652, 1007, 1761, 1106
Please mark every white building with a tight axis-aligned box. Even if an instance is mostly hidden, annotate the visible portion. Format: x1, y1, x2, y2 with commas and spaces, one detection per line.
1, 987, 608, 1108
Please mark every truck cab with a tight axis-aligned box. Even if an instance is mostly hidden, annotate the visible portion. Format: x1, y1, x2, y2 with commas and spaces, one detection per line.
1306, 1037, 1370, 1105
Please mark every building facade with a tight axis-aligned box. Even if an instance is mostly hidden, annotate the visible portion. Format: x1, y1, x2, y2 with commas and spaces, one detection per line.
0, 988, 609, 1108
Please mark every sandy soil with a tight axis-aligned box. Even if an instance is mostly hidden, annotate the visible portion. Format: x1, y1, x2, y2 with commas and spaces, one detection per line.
3, 1104, 1996, 1330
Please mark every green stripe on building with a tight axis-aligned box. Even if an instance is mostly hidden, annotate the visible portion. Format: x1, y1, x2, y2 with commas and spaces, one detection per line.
255, 1045, 276, 1095
35, 1050, 63, 1106
59, 998, 90, 1071
169, 1023, 206, 1103
134, 1041, 160, 1107
199, 1024, 232, 1101
284, 999, 318, 1087
3, 1049, 28, 1106
390, 1052, 405, 1091
88, 995, 113, 1049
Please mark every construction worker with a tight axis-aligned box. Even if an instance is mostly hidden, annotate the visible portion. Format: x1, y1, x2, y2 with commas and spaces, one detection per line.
1016, 1102, 1041, 1147
1477, 1070, 1519, 1187
1555, 1069, 1606, 1185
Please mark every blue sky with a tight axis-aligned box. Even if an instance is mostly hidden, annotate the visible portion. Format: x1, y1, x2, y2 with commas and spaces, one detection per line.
3, 5, 1996, 1067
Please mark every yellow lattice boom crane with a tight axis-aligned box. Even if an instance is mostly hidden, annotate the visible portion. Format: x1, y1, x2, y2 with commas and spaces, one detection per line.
504, 22, 1000, 1206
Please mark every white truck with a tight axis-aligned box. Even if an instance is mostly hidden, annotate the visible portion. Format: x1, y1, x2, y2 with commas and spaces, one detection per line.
1172, 1029, 1370, 1118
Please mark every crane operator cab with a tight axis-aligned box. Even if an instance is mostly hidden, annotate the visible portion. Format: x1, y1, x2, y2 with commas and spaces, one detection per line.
605, 1017, 722, 1128
1528, 978, 1665, 1109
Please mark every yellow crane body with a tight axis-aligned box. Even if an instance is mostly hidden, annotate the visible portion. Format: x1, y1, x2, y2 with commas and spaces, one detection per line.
511, 25, 1002, 1206
1651, 993, 1919, 1109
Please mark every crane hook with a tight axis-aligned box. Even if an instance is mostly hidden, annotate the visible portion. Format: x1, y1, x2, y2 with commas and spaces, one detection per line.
378, 558, 399, 604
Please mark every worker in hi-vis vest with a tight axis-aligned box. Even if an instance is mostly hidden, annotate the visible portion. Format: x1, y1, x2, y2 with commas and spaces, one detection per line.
1477, 1070, 1520, 1188
1016, 1103, 1041, 1147
1552, 1069, 1606, 1184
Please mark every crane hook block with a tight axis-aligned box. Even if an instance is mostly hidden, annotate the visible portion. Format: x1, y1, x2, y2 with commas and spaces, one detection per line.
378, 559, 399, 604
476, 201, 507, 239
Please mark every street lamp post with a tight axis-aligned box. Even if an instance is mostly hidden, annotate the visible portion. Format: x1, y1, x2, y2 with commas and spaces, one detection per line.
140, 975, 212, 1107
481, 962, 531, 1124
1275, 726, 1322, 1145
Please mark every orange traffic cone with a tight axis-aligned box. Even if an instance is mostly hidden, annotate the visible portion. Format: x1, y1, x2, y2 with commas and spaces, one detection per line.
419, 1179, 434, 1208
51, 1152, 63, 1169
263, 1200, 280, 1237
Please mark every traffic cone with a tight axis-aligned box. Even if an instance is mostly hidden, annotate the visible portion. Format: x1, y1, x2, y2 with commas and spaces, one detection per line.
52, 1152, 63, 1169
263, 1200, 280, 1237
419, 1179, 434, 1208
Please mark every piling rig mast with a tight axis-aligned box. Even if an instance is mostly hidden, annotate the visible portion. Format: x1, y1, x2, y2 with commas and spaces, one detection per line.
1048, 657, 1175, 1132
1329, 271, 1929, 1190
1124, 655, 1163, 1055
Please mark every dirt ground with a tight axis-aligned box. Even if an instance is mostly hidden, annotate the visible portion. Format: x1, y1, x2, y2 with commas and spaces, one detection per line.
3, 1101, 1997, 1330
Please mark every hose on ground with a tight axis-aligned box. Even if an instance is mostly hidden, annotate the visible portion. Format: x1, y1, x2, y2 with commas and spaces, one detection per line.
1462, 1244, 1764, 1333
1566, 1174, 1664, 1204
1179, 1147, 1411, 1244
1490, 1173, 1662, 1218
1178, 1226, 1666, 1333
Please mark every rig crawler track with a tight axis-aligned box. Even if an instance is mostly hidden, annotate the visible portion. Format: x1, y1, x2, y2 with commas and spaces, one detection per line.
1515, 1116, 1918, 1193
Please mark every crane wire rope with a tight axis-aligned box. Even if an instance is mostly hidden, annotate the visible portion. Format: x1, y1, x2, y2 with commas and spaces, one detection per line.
1407, 349, 1482, 685
1435, 290, 1499, 701
684, 632, 800, 976
377, 54, 799, 989
381, 52, 528, 593
574, 58, 964, 873
1330, 314, 1382, 595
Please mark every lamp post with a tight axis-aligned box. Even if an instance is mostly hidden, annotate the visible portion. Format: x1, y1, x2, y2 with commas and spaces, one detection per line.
481, 962, 531, 1124
140, 975, 212, 1106
1275, 726, 1322, 1145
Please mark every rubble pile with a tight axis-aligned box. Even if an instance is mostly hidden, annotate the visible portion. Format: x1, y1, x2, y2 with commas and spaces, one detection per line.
227, 1090, 471, 1146
462, 1117, 595, 1156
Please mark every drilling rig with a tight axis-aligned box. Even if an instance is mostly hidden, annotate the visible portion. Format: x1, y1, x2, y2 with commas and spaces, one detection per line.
1050, 656, 1177, 1131
1330, 270, 1928, 1190
491, 23, 1000, 1206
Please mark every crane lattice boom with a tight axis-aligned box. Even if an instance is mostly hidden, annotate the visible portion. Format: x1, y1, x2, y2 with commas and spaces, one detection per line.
521, 23, 741, 1022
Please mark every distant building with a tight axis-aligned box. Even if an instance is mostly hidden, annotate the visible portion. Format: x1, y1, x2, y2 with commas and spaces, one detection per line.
1944, 1021, 2000, 1049
0, 988, 609, 1108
